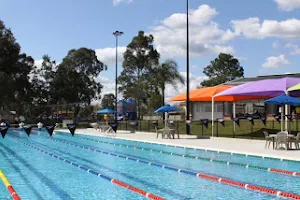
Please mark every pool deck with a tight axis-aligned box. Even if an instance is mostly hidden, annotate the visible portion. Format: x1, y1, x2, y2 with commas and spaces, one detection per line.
56, 128, 300, 162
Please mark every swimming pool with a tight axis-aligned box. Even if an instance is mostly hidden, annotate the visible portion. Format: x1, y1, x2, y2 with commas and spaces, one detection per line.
0, 129, 299, 200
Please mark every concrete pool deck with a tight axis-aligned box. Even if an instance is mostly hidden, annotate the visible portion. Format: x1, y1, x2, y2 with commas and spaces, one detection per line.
56, 128, 300, 162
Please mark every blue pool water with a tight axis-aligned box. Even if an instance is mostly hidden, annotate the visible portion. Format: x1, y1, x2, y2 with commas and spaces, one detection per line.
0, 129, 299, 200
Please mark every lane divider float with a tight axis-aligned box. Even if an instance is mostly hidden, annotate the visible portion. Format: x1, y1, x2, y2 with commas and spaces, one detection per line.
0, 170, 21, 200
17, 139, 164, 200
56, 131, 300, 163
51, 134, 300, 177
36, 135, 300, 199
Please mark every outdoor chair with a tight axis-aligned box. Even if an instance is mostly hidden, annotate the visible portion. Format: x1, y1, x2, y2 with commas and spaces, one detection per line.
290, 132, 300, 149
168, 121, 180, 139
90, 122, 100, 130
155, 126, 165, 138
276, 132, 289, 150
129, 121, 138, 133
263, 131, 272, 149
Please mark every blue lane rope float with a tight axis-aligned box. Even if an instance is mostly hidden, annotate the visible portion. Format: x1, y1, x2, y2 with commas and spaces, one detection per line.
30, 134, 300, 199
51, 134, 300, 177
56, 131, 300, 163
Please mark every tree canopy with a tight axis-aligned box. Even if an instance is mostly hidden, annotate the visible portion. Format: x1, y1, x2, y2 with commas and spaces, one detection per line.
201, 53, 244, 87
101, 93, 116, 109
118, 31, 160, 118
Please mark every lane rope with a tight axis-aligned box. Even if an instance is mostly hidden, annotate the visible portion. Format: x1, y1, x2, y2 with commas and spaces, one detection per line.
15, 139, 164, 200
55, 131, 300, 163
0, 170, 21, 200
50, 133, 300, 177
35, 134, 300, 199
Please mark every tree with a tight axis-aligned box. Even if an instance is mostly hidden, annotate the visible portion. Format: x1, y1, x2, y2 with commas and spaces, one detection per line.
118, 31, 160, 119
51, 48, 106, 120
101, 93, 116, 109
152, 59, 184, 105
31, 55, 56, 105
201, 53, 244, 87
0, 19, 34, 114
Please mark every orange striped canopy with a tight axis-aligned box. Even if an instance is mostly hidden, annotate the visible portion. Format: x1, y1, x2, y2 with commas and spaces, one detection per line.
169, 85, 267, 102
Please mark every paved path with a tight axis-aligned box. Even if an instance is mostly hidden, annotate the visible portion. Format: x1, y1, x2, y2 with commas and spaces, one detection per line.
56, 128, 300, 161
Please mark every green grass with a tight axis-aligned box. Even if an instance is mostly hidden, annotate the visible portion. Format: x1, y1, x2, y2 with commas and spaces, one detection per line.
117, 119, 300, 139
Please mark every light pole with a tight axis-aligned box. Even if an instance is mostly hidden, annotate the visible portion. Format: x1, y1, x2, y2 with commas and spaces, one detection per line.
113, 30, 124, 123
186, 0, 190, 135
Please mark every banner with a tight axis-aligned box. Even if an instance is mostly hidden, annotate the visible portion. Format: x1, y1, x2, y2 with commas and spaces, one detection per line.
201, 119, 209, 128
23, 126, 32, 136
67, 124, 76, 136
46, 125, 55, 137
110, 124, 118, 133
0, 127, 8, 139
233, 118, 240, 126
286, 115, 293, 122
248, 117, 254, 125
274, 115, 281, 123
261, 116, 267, 126
218, 119, 225, 127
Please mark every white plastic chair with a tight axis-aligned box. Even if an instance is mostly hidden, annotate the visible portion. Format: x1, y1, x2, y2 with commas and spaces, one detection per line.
290, 132, 300, 149
276, 132, 289, 150
263, 131, 272, 149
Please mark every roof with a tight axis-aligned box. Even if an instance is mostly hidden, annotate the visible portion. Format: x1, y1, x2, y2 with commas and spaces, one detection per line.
225, 73, 300, 86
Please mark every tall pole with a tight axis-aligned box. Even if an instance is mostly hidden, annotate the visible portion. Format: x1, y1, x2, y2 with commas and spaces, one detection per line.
186, 0, 190, 135
113, 31, 124, 123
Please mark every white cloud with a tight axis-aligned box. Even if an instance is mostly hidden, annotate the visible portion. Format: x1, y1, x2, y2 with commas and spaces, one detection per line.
262, 54, 291, 68
113, 0, 133, 6
231, 17, 300, 39
274, 0, 300, 11
95, 46, 126, 66
150, 4, 235, 58
165, 72, 208, 101
285, 42, 300, 55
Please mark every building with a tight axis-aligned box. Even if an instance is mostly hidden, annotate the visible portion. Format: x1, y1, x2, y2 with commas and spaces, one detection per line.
191, 73, 300, 120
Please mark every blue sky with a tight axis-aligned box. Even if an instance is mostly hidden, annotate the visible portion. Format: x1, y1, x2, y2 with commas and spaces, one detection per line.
1, 0, 300, 99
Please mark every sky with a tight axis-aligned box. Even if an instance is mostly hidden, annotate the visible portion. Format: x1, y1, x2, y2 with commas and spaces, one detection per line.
1, 0, 300, 102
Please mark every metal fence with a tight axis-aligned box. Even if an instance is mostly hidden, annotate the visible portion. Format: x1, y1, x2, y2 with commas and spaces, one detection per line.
116, 119, 300, 139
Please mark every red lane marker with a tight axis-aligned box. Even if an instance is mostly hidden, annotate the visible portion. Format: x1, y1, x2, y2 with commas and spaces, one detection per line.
7, 185, 21, 200
269, 168, 294, 175
111, 179, 165, 200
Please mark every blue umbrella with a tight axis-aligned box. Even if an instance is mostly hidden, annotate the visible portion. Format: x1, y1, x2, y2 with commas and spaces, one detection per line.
154, 105, 180, 127
264, 94, 300, 131
264, 93, 300, 106
96, 108, 117, 114
154, 104, 180, 113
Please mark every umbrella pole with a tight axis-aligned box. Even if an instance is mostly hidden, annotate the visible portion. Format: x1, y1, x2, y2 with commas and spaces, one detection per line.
211, 96, 214, 137
233, 102, 236, 132
281, 106, 283, 132
165, 112, 168, 128
285, 91, 288, 131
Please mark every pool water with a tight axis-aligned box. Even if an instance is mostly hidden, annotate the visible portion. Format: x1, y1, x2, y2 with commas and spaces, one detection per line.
0, 129, 299, 200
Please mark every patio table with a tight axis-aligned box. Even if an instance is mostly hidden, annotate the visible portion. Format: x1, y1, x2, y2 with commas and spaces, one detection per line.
269, 134, 295, 149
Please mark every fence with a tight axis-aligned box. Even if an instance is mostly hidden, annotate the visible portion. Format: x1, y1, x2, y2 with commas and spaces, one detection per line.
116, 118, 300, 139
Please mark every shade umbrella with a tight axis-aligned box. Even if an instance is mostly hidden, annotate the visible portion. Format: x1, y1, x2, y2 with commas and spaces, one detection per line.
154, 105, 180, 127
287, 83, 300, 92
264, 94, 300, 131
96, 108, 117, 114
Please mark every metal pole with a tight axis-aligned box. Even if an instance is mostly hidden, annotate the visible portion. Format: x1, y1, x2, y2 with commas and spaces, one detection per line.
115, 35, 118, 123
186, 0, 190, 135
113, 31, 123, 124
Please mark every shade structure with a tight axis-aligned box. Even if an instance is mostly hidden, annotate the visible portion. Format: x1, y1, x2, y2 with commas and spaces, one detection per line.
169, 85, 265, 102
264, 94, 300, 131
288, 83, 300, 92
215, 77, 300, 98
154, 104, 180, 113
264, 93, 300, 106
96, 108, 117, 114
154, 105, 180, 128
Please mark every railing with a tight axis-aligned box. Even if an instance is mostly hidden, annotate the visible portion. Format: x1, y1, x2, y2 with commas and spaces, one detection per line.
115, 119, 300, 139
